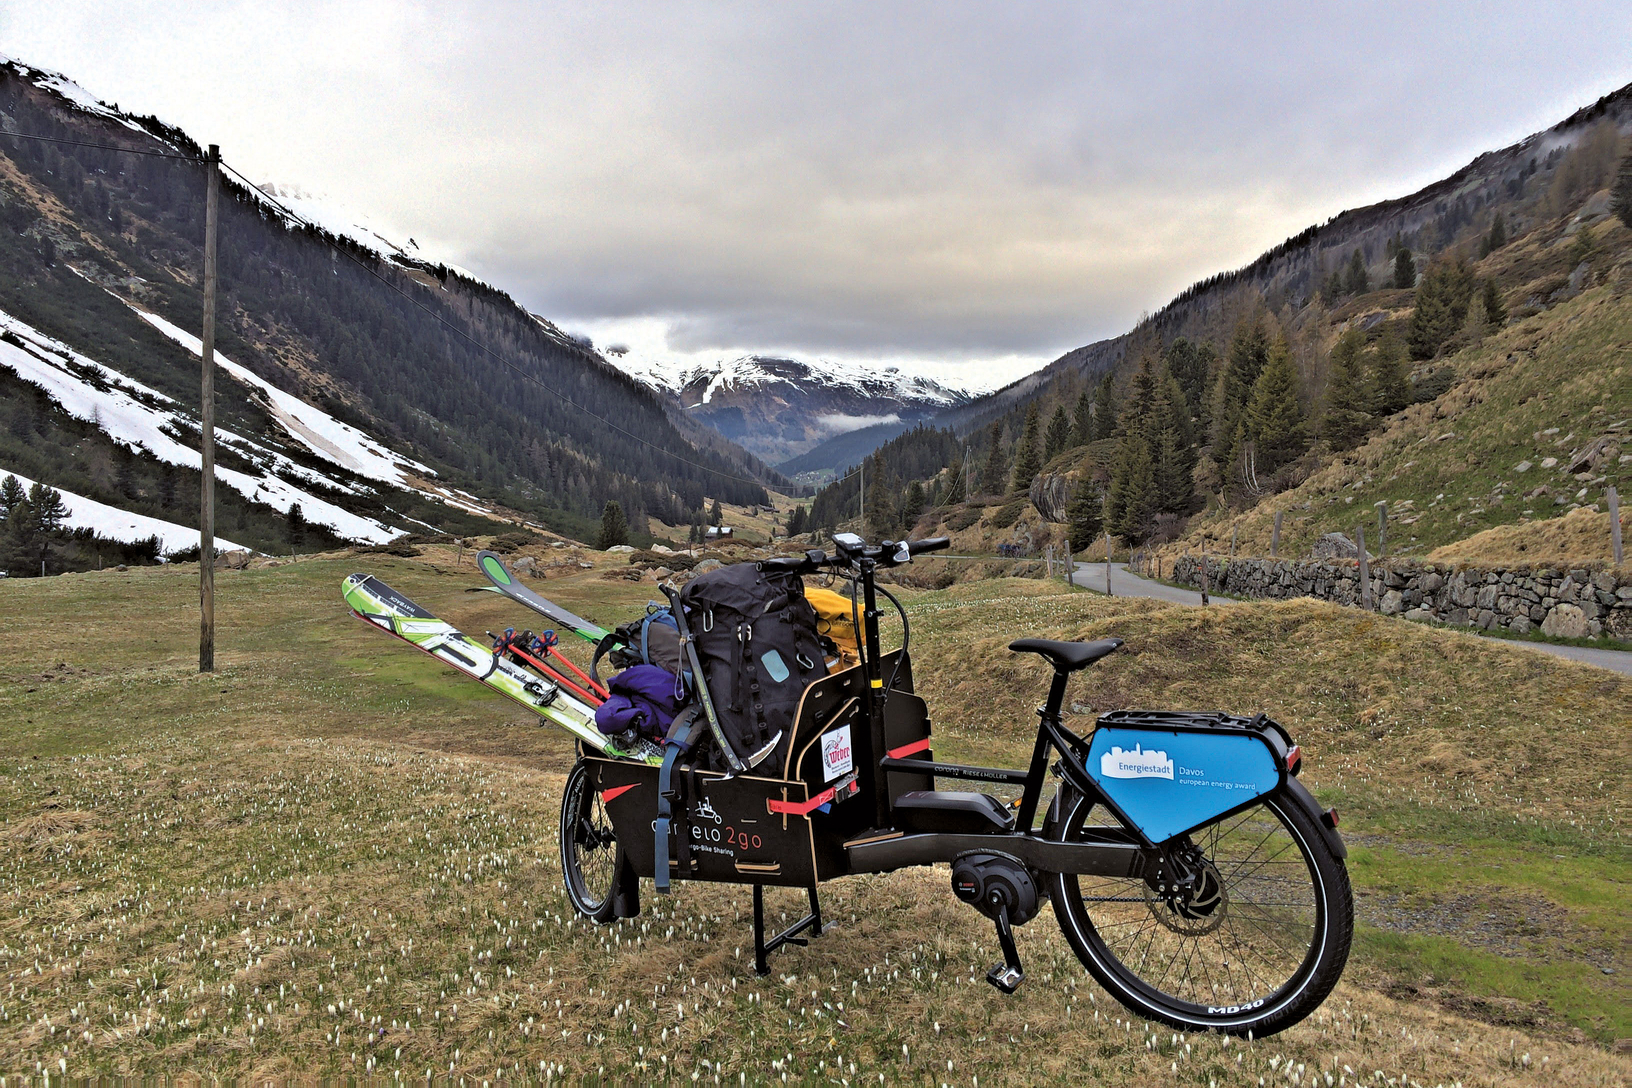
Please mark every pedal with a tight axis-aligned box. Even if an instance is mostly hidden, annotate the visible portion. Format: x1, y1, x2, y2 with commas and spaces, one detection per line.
984, 902, 1025, 995
985, 961, 1023, 994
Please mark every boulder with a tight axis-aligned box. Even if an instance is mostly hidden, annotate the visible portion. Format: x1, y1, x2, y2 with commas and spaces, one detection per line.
218, 549, 251, 570
1028, 472, 1073, 523
1309, 533, 1366, 560
1380, 589, 1405, 615
1540, 603, 1589, 639
694, 558, 725, 574
605, 544, 636, 554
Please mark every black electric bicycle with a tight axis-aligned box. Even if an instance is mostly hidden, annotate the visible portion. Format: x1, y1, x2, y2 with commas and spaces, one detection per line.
558, 533, 1352, 1037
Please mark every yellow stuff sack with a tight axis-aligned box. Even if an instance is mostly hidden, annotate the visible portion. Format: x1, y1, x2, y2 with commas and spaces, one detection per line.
804, 586, 859, 665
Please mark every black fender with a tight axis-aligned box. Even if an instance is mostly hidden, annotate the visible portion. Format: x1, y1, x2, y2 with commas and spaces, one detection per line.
1281, 777, 1346, 860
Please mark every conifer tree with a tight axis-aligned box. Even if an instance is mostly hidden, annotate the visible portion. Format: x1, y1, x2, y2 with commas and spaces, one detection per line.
1407, 259, 1475, 359
286, 502, 305, 547
786, 505, 808, 537
1481, 278, 1507, 327
1614, 149, 1632, 230
1244, 338, 1308, 475
1319, 327, 1370, 451
1091, 374, 1117, 440
1153, 423, 1191, 516
709, 498, 723, 526
1010, 404, 1043, 494
1107, 438, 1156, 541
28, 483, 65, 533
1366, 329, 1411, 417
979, 421, 1007, 496
901, 481, 926, 534
1210, 316, 1270, 473
0, 475, 23, 522
943, 458, 966, 505
863, 453, 898, 539
1065, 479, 1103, 552
1392, 248, 1416, 289
1342, 249, 1369, 296
597, 500, 629, 549
1481, 212, 1507, 256
1043, 404, 1072, 462
1163, 337, 1213, 420
1071, 390, 1094, 447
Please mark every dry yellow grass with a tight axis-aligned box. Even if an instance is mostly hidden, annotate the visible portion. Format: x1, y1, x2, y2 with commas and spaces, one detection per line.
1426, 505, 1630, 567
0, 559, 1626, 1082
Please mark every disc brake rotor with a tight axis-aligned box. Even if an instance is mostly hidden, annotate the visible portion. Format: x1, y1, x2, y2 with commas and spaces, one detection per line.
1142, 847, 1228, 936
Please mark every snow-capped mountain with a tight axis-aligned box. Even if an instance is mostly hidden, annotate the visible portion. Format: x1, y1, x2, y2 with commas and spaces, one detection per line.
609, 351, 975, 465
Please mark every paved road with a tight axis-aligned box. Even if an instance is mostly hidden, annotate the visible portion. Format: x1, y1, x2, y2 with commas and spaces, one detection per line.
1068, 561, 1235, 606
1071, 562, 1632, 676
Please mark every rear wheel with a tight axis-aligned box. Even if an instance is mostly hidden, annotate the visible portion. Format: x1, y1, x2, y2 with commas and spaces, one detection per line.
560, 760, 620, 922
1049, 786, 1351, 1036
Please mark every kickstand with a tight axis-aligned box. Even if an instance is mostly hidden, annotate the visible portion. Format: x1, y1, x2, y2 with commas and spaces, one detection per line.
752, 884, 824, 977
985, 905, 1024, 994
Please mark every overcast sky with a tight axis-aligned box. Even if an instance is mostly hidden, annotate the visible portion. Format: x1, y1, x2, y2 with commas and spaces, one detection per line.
5, 2, 1630, 387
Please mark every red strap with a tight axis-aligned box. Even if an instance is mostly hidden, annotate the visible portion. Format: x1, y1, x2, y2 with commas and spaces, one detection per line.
767, 785, 836, 816
886, 737, 931, 759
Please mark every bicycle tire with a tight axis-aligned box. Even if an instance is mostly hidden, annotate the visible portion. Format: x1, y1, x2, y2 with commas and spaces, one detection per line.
559, 759, 621, 923
1049, 785, 1351, 1036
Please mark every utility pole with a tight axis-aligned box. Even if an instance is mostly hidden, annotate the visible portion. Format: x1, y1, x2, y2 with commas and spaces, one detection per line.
199, 144, 220, 674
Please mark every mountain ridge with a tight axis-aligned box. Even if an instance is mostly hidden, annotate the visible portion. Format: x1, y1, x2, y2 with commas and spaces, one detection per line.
0, 54, 780, 560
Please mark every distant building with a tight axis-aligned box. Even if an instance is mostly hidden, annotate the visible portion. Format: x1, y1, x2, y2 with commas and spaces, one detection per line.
705, 526, 734, 539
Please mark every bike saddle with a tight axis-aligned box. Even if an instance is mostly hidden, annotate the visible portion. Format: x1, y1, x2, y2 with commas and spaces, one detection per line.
1008, 637, 1124, 672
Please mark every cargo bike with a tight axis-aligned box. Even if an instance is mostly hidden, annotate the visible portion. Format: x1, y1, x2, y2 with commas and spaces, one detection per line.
555, 533, 1353, 1037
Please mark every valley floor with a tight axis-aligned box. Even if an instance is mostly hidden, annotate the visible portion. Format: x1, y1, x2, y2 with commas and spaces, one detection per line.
0, 553, 1626, 1083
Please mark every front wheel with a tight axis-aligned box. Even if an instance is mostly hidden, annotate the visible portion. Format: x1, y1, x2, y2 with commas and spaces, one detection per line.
559, 759, 621, 922
1049, 786, 1352, 1036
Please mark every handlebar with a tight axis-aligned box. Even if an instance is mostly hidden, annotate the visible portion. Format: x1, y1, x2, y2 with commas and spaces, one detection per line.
756, 535, 951, 575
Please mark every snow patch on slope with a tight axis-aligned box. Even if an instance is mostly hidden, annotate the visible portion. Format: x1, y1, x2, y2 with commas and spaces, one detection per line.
0, 467, 246, 555
131, 308, 433, 489
0, 309, 403, 543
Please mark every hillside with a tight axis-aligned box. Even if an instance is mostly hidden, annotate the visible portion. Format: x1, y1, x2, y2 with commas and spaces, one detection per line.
0, 56, 777, 558
1160, 268, 1631, 563
0, 555, 1625, 1079
839, 80, 1632, 570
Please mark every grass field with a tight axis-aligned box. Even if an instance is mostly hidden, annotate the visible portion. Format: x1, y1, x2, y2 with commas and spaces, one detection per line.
0, 553, 1627, 1083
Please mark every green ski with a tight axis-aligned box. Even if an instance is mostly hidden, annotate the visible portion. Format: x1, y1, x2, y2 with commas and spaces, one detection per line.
474, 550, 608, 642
342, 573, 660, 765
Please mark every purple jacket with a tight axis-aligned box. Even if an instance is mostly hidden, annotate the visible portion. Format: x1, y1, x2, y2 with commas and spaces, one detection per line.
594, 664, 687, 740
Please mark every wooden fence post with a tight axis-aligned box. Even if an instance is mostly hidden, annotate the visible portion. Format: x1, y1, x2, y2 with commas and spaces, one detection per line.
1200, 540, 1210, 606
1609, 486, 1623, 565
1104, 529, 1112, 596
1271, 510, 1282, 558
1356, 525, 1372, 610
1230, 525, 1237, 557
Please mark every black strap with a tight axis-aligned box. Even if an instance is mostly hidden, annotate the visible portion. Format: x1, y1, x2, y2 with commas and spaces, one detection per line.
590, 630, 626, 685
654, 708, 703, 893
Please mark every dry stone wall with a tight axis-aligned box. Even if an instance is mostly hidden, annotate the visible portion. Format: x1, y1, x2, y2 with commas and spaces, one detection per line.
1169, 556, 1632, 640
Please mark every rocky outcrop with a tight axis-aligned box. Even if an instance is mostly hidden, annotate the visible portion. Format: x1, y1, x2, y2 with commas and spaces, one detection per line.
1029, 472, 1074, 523
1169, 556, 1632, 640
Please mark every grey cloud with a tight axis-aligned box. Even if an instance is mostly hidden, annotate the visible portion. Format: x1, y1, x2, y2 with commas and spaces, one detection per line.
9, 1, 1632, 366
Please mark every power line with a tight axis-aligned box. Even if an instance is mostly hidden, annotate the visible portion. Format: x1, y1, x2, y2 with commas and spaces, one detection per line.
0, 128, 195, 159
215, 159, 777, 496
0, 121, 780, 497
